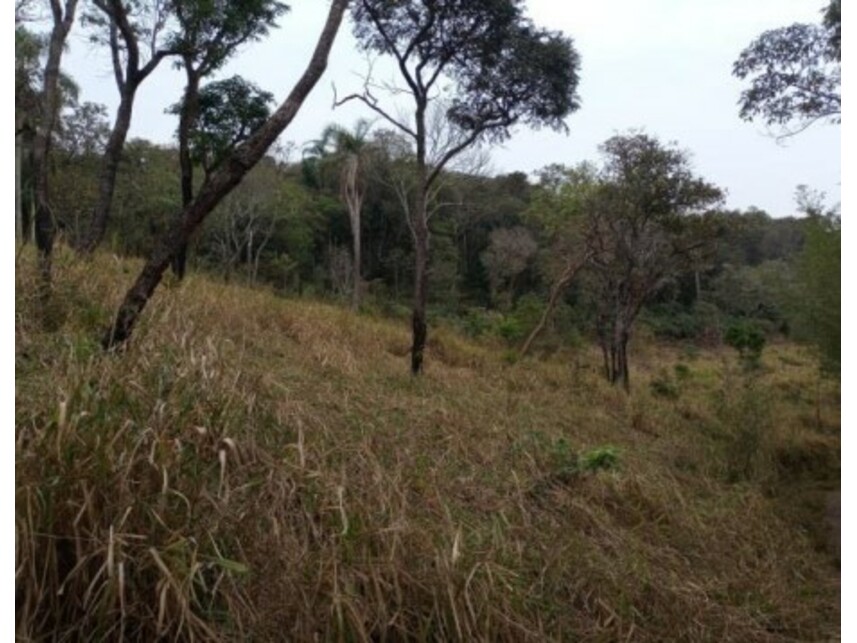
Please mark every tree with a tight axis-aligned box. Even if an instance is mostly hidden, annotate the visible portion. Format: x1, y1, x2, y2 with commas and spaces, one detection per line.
342, 0, 581, 374
519, 164, 595, 357
584, 134, 724, 391
103, 0, 350, 349
794, 187, 840, 374
303, 119, 374, 310
733, 0, 840, 137
170, 75, 275, 175
50, 100, 112, 240
81, 0, 175, 252
109, 139, 181, 257
168, 0, 288, 279
32, 0, 80, 283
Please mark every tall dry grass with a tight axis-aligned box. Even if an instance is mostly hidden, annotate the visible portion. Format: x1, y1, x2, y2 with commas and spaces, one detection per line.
16, 248, 839, 641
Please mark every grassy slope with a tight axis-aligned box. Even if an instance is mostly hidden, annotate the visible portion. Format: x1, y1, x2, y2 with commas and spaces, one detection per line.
16, 249, 840, 641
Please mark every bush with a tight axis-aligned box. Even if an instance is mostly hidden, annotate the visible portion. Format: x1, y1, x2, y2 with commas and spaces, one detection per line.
579, 445, 621, 473
496, 316, 525, 343
724, 320, 766, 369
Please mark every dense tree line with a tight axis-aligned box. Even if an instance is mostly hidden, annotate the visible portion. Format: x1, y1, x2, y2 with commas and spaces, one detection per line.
15, 0, 839, 384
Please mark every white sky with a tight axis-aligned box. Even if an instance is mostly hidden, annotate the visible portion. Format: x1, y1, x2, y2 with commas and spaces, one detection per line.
56, 0, 841, 216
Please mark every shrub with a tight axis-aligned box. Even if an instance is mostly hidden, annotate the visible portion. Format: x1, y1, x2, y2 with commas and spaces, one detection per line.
579, 445, 620, 472
724, 320, 766, 369
496, 316, 525, 343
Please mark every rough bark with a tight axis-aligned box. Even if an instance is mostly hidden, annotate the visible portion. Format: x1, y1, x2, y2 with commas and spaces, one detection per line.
171, 62, 200, 280
33, 0, 79, 277
81, 0, 169, 253
103, 0, 350, 349
84, 88, 134, 251
410, 187, 429, 374
410, 100, 429, 375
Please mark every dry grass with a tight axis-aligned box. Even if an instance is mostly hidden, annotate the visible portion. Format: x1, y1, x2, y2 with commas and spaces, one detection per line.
16, 247, 840, 641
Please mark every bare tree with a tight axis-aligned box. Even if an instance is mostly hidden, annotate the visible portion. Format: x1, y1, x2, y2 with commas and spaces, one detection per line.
203, 164, 281, 284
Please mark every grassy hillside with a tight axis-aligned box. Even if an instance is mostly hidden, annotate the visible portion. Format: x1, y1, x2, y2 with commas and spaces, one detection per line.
16, 249, 840, 641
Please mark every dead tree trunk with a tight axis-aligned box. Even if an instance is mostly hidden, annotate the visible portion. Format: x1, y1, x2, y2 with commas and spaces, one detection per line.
341, 154, 363, 311
103, 0, 349, 349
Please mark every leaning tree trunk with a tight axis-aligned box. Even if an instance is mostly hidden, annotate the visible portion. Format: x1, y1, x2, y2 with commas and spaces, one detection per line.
83, 87, 135, 252
33, 0, 79, 281
103, 0, 350, 349
519, 256, 588, 358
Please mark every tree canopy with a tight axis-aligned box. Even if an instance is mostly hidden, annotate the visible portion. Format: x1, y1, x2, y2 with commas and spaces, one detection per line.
733, 0, 841, 136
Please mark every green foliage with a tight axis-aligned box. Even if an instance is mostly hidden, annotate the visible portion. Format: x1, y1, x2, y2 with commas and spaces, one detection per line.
543, 438, 620, 478
578, 445, 620, 473
173, 76, 274, 173
724, 320, 766, 369
644, 302, 719, 341
169, 0, 290, 76
496, 316, 525, 343
796, 204, 840, 375
352, 0, 581, 142
733, 1, 840, 134
713, 378, 772, 483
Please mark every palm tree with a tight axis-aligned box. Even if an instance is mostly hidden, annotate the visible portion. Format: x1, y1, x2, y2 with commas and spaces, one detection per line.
303, 119, 373, 310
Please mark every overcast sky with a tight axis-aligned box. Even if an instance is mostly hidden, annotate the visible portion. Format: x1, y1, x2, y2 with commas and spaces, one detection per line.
58, 0, 841, 217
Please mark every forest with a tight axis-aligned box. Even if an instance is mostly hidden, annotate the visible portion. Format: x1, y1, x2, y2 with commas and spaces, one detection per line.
15, 0, 840, 640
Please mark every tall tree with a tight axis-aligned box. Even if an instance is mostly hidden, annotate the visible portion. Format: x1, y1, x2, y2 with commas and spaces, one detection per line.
584, 134, 724, 391
733, 0, 841, 137
31, 0, 79, 281
342, 0, 581, 374
103, 0, 350, 349
168, 0, 288, 279
304, 119, 374, 310
81, 0, 174, 252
